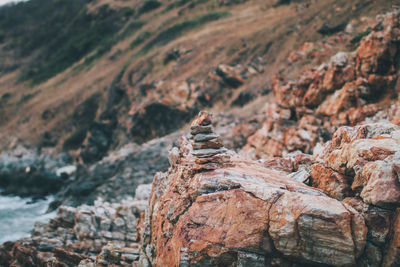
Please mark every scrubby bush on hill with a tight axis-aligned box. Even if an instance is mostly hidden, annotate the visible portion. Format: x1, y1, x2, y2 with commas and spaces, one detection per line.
138, 11, 230, 54
0, 0, 132, 84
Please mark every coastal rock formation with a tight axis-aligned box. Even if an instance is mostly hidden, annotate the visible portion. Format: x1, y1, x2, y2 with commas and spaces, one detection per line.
0, 184, 152, 266
3, 6, 400, 267
52, 132, 179, 208
243, 10, 400, 159
140, 113, 383, 267
306, 122, 400, 266
312, 122, 400, 207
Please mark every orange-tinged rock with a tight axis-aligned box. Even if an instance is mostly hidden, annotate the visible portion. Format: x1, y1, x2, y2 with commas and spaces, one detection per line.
191, 111, 213, 126
249, 11, 400, 160
323, 63, 355, 92
311, 163, 351, 200
317, 122, 400, 207
269, 192, 366, 266
141, 138, 367, 266
317, 80, 361, 116
356, 159, 400, 207
178, 189, 271, 250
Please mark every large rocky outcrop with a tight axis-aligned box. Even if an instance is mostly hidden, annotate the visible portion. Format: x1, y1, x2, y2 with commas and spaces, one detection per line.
243, 10, 400, 159
52, 112, 261, 209
309, 122, 400, 266
140, 139, 366, 266
312, 122, 400, 207
139, 113, 400, 267
3, 7, 400, 267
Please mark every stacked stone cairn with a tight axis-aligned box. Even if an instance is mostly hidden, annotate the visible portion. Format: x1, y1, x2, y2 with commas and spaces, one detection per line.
190, 111, 227, 158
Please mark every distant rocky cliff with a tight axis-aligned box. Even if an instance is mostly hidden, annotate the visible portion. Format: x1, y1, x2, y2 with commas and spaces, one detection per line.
243, 10, 400, 159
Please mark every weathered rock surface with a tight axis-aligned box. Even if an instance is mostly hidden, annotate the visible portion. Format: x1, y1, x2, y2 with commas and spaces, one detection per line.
313, 122, 400, 208
383, 208, 400, 267
140, 134, 369, 266
3, 8, 400, 267
243, 10, 400, 159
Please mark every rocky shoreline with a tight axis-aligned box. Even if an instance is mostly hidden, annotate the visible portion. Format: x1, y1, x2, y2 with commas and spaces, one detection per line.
2, 116, 399, 266
0, 184, 150, 266
0, 9, 400, 267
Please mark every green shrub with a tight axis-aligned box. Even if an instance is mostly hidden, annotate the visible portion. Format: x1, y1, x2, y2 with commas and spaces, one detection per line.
165, 0, 191, 11
121, 7, 135, 17
138, 0, 162, 15
139, 11, 230, 54
82, 20, 144, 67
1, 92, 11, 100
350, 30, 371, 47
109, 49, 123, 60
0, 0, 129, 85
120, 21, 145, 39
17, 90, 41, 104
130, 31, 152, 49
164, 0, 209, 12
62, 127, 88, 150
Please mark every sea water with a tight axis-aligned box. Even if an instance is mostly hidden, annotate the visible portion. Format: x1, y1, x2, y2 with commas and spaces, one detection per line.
0, 0, 29, 7
0, 195, 56, 244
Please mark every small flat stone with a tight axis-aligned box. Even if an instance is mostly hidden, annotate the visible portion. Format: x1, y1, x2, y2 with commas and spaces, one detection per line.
194, 154, 231, 164
190, 125, 213, 135
192, 138, 223, 150
191, 148, 227, 158
194, 133, 219, 142
193, 163, 220, 171
191, 111, 212, 126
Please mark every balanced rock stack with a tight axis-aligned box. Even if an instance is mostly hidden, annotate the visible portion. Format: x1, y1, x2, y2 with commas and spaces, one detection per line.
190, 111, 227, 158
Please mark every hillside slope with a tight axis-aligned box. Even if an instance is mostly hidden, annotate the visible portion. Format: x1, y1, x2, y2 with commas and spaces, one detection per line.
0, 0, 397, 159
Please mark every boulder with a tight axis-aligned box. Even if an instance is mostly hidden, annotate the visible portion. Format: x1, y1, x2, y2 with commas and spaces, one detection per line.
140, 133, 367, 266
215, 64, 245, 88
382, 208, 400, 267
313, 122, 400, 207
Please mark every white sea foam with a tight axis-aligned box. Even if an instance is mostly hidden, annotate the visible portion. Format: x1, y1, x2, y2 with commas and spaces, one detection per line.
0, 0, 28, 6
0, 195, 56, 244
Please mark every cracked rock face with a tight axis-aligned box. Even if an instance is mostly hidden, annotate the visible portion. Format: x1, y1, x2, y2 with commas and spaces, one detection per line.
243, 10, 400, 159
140, 134, 368, 266
313, 122, 400, 208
